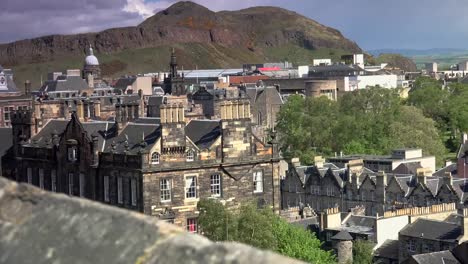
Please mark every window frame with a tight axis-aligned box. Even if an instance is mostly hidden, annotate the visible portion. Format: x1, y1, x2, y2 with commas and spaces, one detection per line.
253, 171, 264, 193
79, 173, 85, 197
186, 218, 198, 233
185, 175, 197, 199
131, 178, 137, 206
160, 178, 172, 202
210, 174, 221, 197
68, 172, 74, 196
39, 168, 44, 189
51, 170, 57, 192
68, 146, 78, 162
186, 150, 194, 162
104, 176, 110, 202
27, 167, 32, 184
117, 176, 123, 204
151, 152, 160, 165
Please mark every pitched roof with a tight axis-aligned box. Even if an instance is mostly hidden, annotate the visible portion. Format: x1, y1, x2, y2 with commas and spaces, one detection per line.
433, 163, 457, 178
374, 239, 399, 260
409, 250, 460, 264
392, 162, 422, 175
113, 77, 136, 90
185, 120, 221, 149
39, 75, 88, 92
331, 230, 353, 241
103, 123, 160, 154
399, 218, 462, 242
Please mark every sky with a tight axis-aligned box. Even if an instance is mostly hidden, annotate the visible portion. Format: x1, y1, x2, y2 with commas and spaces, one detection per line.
1, 0, 468, 50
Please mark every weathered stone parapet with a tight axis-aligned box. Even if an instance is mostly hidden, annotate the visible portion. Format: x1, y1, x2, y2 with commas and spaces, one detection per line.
0, 177, 303, 264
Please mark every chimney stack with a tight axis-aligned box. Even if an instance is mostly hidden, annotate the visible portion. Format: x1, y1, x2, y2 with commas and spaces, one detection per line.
24, 80, 31, 96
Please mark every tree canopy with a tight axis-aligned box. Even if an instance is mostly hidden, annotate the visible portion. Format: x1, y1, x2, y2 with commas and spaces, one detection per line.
197, 199, 336, 263
277, 87, 446, 165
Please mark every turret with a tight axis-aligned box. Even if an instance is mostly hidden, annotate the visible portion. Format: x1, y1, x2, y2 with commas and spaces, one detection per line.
11, 110, 36, 155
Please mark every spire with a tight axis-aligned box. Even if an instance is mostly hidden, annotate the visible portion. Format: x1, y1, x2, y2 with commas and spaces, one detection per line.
170, 47, 178, 78
89, 44, 94, 56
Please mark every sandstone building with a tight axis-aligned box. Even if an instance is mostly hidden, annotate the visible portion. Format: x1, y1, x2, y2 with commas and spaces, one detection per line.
2, 99, 281, 231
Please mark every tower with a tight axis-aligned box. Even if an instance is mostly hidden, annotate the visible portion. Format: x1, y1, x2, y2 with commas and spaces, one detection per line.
83, 44, 101, 88
331, 230, 353, 264
11, 110, 36, 155
163, 48, 185, 95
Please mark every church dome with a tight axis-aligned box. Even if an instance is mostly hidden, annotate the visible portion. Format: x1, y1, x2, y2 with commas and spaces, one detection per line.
85, 46, 99, 66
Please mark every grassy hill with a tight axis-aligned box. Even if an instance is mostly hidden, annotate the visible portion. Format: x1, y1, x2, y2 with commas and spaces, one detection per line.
12, 43, 350, 90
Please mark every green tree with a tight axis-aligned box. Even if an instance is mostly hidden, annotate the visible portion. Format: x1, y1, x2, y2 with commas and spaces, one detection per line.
352, 240, 374, 264
272, 217, 335, 263
197, 199, 236, 241
197, 199, 335, 263
276, 86, 447, 165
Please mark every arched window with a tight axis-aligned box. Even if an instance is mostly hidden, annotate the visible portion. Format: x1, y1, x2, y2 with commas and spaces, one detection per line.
186, 150, 194, 162
151, 152, 160, 164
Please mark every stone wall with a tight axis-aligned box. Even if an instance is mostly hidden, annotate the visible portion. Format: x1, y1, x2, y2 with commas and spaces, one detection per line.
0, 176, 303, 264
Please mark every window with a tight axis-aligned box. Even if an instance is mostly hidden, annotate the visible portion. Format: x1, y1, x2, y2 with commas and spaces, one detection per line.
151, 152, 160, 164
160, 179, 172, 202
117, 177, 123, 204
371, 191, 376, 201
326, 187, 334, 196
131, 178, 137, 206
407, 240, 416, 252
187, 218, 197, 233
4, 106, 14, 126
361, 190, 366, 201
186, 150, 194, 162
423, 243, 434, 253
185, 176, 197, 199
210, 174, 221, 197
311, 185, 321, 195
347, 189, 352, 200
27, 168, 32, 184
79, 173, 85, 197
51, 170, 57, 192
253, 171, 263, 193
68, 173, 74, 195
104, 176, 110, 202
39, 169, 44, 189
68, 146, 78, 162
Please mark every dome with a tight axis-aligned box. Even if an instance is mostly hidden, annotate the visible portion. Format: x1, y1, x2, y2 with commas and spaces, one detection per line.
85, 46, 99, 66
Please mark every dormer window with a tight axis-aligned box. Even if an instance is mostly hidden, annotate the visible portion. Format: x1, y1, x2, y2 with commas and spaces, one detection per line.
68, 146, 78, 162
67, 139, 79, 162
151, 152, 160, 164
186, 150, 194, 162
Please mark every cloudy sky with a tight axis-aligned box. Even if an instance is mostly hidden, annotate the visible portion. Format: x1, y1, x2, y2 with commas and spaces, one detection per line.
1, 0, 467, 50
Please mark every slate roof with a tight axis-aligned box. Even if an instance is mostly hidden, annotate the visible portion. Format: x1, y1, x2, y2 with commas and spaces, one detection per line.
39, 75, 88, 92
409, 250, 460, 264
331, 230, 353, 241
113, 77, 136, 90
339, 215, 375, 235
444, 214, 463, 226
433, 163, 457, 178
399, 218, 462, 242
147, 96, 166, 106
103, 123, 160, 154
185, 120, 221, 149
451, 178, 468, 202
25, 119, 114, 152
374, 239, 399, 260
392, 162, 422, 175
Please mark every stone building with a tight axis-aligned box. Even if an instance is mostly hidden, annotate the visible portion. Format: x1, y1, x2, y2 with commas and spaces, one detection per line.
2, 99, 281, 231
281, 157, 466, 217
0, 69, 33, 128
163, 49, 186, 95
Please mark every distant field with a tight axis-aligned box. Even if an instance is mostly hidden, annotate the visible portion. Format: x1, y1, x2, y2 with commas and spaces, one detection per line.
412, 53, 468, 70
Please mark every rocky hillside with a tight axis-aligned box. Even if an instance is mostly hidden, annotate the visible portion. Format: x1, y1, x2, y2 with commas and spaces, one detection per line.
0, 1, 362, 87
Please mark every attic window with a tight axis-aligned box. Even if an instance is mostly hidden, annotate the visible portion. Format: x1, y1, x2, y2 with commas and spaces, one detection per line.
68, 146, 78, 162
186, 150, 194, 162
151, 152, 160, 164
